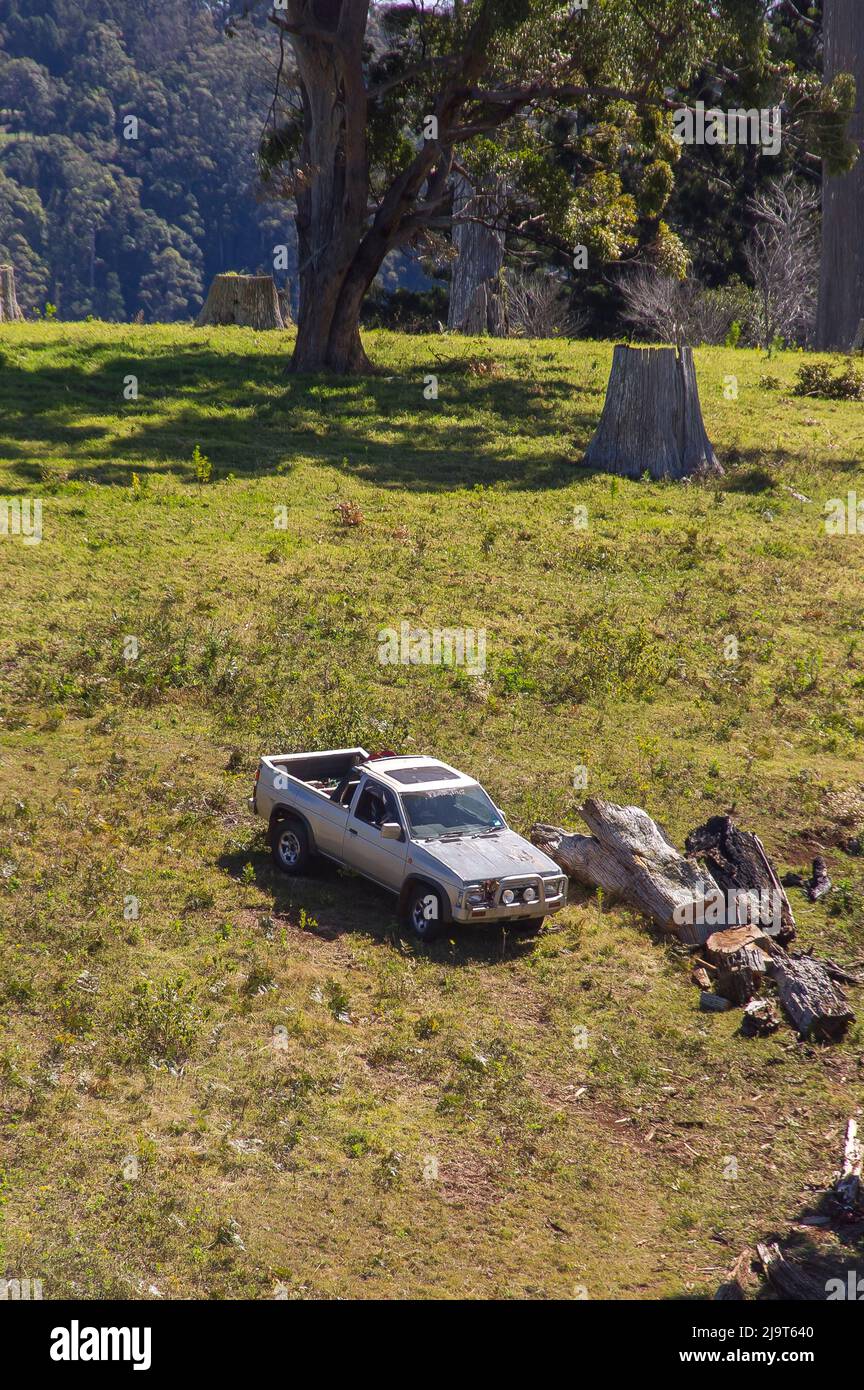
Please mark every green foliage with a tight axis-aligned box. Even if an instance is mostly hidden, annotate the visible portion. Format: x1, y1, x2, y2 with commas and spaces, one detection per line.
0, 0, 285, 319
793, 361, 864, 401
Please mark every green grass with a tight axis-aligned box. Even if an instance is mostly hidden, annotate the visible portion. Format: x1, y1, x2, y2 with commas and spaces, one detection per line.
1, 321, 863, 1300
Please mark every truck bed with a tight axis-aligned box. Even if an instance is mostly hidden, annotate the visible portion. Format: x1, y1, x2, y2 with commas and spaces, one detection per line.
261, 746, 369, 796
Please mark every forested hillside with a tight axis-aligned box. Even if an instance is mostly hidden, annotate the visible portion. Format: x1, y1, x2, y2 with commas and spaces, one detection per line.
0, 0, 287, 318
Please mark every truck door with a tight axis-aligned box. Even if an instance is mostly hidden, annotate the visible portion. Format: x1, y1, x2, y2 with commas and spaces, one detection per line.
343, 777, 407, 891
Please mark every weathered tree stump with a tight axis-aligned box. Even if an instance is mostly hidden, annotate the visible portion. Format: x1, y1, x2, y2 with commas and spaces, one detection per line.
583, 344, 722, 480
195, 274, 287, 329
0, 263, 23, 321
705, 926, 770, 1005
448, 174, 508, 336
686, 816, 796, 942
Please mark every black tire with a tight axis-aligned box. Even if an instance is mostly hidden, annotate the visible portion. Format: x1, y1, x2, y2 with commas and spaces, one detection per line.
271, 817, 312, 875
401, 882, 445, 943
509, 916, 545, 935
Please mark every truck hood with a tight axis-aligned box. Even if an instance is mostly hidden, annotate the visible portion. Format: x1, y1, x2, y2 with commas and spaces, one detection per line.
413, 827, 560, 881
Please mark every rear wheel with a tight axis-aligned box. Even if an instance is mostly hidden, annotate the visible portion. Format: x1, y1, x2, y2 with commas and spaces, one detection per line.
402, 883, 445, 943
271, 817, 311, 875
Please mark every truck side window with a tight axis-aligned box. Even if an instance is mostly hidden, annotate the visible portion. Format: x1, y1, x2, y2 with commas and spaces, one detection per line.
354, 783, 393, 827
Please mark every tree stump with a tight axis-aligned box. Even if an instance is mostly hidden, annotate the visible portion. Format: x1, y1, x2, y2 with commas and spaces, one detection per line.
583, 344, 722, 480
0, 264, 23, 322
195, 274, 287, 329
705, 926, 770, 1005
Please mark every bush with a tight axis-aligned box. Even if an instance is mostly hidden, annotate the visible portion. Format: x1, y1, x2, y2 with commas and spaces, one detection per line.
793, 361, 864, 401
113, 978, 202, 1067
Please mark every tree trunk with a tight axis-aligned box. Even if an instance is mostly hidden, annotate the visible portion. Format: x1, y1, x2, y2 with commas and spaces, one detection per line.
447, 174, 508, 335
195, 274, 286, 329
816, 0, 864, 350
583, 345, 722, 480
0, 264, 23, 321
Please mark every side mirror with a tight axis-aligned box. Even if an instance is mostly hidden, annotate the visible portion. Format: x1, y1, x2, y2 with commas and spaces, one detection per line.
380, 821, 402, 840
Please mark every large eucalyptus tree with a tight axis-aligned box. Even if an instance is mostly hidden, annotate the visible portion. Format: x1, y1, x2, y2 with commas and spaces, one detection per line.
260, 0, 854, 373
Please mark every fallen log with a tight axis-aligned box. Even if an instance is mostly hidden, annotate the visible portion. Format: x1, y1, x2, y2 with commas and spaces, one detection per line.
685, 815, 795, 942
767, 948, 854, 1041
579, 799, 728, 943
834, 1119, 862, 1211
533, 802, 756, 944
755, 1243, 834, 1300
705, 926, 770, 1005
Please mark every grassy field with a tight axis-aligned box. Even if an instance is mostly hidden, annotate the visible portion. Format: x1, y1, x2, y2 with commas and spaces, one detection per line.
1, 321, 863, 1300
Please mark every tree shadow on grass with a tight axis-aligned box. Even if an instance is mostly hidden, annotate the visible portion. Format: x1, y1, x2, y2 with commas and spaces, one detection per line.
0, 346, 599, 495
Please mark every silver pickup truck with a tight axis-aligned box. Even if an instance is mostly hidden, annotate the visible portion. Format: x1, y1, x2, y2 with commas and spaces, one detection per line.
250, 747, 567, 941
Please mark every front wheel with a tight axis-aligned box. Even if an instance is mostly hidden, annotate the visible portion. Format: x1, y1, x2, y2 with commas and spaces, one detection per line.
509, 916, 545, 936
401, 883, 445, 943
271, 817, 312, 875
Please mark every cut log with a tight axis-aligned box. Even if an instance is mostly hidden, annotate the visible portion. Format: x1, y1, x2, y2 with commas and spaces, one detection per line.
582, 345, 722, 481
0, 263, 23, 321
767, 948, 854, 1041
685, 815, 795, 943
195, 273, 287, 329
834, 1119, 862, 1211
705, 926, 770, 1005
532, 800, 727, 944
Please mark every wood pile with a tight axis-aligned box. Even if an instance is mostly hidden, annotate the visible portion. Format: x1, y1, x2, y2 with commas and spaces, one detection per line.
531, 799, 857, 1042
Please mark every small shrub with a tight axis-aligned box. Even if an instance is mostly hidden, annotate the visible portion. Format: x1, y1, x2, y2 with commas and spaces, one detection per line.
192, 444, 212, 484
793, 361, 864, 401
114, 978, 201, 1067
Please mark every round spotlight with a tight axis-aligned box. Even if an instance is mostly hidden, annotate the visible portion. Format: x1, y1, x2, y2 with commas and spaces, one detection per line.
501, 888, 516, 905
522, 886, 538, 904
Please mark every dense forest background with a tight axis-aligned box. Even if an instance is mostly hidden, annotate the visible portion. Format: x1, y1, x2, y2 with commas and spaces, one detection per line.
0, 0, 825, 330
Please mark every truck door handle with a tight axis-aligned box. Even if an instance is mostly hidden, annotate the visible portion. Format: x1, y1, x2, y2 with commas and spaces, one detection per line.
348, 827, 358, 835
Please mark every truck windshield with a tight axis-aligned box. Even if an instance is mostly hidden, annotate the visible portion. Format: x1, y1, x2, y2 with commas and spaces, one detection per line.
400, 785, 504, 840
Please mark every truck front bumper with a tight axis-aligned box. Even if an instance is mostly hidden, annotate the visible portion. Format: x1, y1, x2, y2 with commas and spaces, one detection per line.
450, 878, 568, 924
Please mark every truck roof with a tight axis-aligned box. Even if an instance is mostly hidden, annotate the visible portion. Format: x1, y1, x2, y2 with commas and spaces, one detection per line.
364, 755, 475, 792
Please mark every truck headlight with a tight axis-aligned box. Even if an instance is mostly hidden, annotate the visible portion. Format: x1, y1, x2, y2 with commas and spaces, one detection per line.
522, 886, 538, 904
458, 885, 486, 908
501, 888, 516, 905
